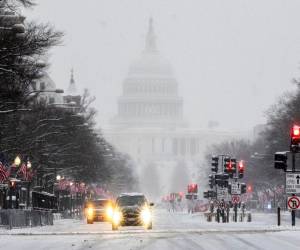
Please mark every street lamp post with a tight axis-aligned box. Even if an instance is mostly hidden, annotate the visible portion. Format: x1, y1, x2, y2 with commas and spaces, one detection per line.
7, 156, 21, 209
26, 160, 32, 209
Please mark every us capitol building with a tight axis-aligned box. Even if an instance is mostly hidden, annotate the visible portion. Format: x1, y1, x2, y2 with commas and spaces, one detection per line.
104, 19, 245, 195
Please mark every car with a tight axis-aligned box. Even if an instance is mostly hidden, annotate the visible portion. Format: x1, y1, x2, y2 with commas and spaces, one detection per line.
84, 198, 114, 224
111, 193, 154, 230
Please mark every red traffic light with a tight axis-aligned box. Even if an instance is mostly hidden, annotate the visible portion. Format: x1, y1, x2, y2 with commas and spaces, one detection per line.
227, 161, 232, 170
290, 125, 300, 152
292, 125, 300, 138
187, 184, 198, 193
238, 160, 245, 172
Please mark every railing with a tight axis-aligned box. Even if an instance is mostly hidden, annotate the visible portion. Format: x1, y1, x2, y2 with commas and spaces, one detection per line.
0, 209, 53, 229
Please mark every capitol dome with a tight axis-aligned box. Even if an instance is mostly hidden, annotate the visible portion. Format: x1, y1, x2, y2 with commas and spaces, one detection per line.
128, 51, 174, 78
128, 19, 174, 78
112, 18, 185, 129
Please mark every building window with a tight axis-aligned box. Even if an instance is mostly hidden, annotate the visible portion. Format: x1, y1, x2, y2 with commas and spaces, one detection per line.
180, 138, 186, 156
190, 139, 196, 155
161, 138, 165, 153
40, 82, 46, 90
31, 81, 37, 90
152, 138, 155, 154
172, 138, 178, 155
49, 97, 55, 104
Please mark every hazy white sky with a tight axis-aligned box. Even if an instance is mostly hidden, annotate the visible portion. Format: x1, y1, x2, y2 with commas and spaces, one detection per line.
25, 0, 300, 132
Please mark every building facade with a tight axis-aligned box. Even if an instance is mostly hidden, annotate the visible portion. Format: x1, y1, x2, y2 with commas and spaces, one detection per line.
32, 73, 63, 105
104, 19, 244, 197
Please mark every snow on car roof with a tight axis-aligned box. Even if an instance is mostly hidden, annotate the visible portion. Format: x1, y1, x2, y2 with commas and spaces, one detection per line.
119, 192, 145, 197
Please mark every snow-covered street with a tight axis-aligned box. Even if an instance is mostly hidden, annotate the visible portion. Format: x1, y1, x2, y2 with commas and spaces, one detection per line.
1, 208, 300, 250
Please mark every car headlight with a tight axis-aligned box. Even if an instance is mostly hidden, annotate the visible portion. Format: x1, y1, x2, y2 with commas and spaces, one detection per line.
106, 206, 114, 219
140, 207, 152, 225
112, 209, 122, 225
87, 207, 94, 217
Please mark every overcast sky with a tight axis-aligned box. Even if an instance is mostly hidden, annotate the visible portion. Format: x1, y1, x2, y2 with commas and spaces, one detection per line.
25, 0, 300, 132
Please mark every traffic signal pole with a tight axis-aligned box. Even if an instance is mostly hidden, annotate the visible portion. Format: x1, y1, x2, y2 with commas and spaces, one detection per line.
292, 153, 296, 226
234, 168, 238, 222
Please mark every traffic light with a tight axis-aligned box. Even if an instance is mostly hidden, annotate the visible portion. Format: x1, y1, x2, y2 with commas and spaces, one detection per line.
215, 173, 222, 185
228, 183, 232, 194
238, 160, 245, 178
291, 125, 300, 152
274, 152, 287, 171
187, 184, 198, 193
179, 192, 184, 199
241, 183, 247, 194
203, 191, 209, 199
231, 158, 237, 171
215, 174, 229, 187
223, 180, 229, 188
224, 157, 233, 174
209, 190, 217, 198
203, 190, 216, 199
230, 158, 237, 178
211, 156, 219, 173
208, 174, 214, 189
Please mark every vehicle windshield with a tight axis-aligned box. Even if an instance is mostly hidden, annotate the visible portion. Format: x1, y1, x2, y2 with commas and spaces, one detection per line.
93, 200, 110, 207
117, 196, 146, 206
85, 200, 110, 208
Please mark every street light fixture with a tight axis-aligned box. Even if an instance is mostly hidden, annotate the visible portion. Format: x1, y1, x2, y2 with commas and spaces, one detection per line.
56, 175, 61, 181
26, 161, 32, 169
14, 156, 21, 166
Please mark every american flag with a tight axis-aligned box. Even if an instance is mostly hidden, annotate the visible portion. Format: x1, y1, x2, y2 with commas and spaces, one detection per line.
17, 163, 33, 181
58, 179, 70, 190
0, 161, 9, 183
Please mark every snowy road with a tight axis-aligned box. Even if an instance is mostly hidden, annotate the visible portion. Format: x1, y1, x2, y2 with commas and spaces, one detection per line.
1, 209, 300, 250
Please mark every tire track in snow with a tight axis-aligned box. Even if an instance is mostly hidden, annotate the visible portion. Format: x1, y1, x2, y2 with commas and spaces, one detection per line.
233, 235, 265, 250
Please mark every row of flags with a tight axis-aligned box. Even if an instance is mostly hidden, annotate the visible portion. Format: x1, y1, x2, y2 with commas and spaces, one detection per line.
257, 185, 285, 202
0, 161, 34, 183
17, 163, 34, 181
57, 180, 112, 198
57, 180, 86, 193
0, 162, 10, 183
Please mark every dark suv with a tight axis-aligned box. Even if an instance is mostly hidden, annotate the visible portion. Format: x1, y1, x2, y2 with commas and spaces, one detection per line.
111, 193, 153, 230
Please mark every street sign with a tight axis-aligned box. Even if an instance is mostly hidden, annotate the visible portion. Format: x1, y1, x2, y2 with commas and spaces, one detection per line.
185, 194, 198, 200
231, 182, 242, 195
217, 187, 230, 201
287, 196, 300, 210
231, 195, 241, 204
286, 173, 300, 194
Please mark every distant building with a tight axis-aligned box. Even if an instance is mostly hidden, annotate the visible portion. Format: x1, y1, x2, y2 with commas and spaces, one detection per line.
104, 19, 245, 197
63, 69, 81, 107
253, 124, 267, 141
30, 69, 81, 111
32, 73, 63, 105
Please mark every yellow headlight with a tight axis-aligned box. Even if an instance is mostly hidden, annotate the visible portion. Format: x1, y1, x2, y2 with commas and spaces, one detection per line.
106, 206, 114, 219
112, 210, 122, 225
140, 207, 151, 225
87, 207, 94, 217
